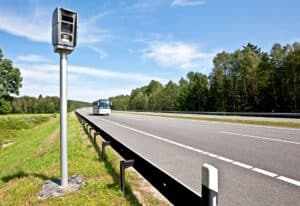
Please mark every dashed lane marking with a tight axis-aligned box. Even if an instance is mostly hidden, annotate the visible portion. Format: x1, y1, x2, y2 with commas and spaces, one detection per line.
219, 131, 300, 145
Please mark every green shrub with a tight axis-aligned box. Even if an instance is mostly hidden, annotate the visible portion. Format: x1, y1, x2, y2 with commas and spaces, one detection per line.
0, 115, 52, 130
0, 98, 12, 114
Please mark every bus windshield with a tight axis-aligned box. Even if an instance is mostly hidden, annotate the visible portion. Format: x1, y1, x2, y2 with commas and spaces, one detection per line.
99, 100, 110, 109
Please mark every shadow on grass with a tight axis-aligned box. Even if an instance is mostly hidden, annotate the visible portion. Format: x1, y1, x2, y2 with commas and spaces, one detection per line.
80, 117, 141, 206
1, 171, 55, 183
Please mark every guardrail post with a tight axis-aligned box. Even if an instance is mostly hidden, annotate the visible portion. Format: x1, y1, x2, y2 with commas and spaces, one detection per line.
120, 160, 134, 193
84, 123, 89, 131
101, 141, 111, 160
89, 127, 93, 134
201, 163, 218, 206
93, 132, 99, 144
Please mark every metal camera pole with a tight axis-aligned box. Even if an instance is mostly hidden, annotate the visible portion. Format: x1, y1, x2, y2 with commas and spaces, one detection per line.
52, 7, 77, 188
60, 53, 68, 187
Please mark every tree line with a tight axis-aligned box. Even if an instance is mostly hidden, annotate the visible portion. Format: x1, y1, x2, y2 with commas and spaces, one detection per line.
0, 48, 90, 114
8, 95, 91, 114
110, 42, 300, 112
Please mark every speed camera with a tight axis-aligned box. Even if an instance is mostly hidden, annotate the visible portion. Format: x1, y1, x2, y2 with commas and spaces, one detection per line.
52, 7, 77, 54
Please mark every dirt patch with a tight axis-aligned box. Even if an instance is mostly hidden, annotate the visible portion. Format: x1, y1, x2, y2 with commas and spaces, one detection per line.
36, 129, 59, 156
38, 175, 84, 199
128, 167, 172, 206
2, 141, 15, 148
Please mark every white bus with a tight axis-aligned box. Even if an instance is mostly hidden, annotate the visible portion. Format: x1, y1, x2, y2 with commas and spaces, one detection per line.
93, 99, 111, 115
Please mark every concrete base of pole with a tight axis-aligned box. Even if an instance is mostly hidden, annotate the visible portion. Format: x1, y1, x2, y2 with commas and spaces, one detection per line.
38, 175, 84, 199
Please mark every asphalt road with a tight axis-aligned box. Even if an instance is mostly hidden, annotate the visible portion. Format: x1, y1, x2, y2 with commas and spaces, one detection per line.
77, 108, 300, 206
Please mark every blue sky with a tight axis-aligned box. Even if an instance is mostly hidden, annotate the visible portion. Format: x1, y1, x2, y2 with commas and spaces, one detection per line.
0, 0, 299, 102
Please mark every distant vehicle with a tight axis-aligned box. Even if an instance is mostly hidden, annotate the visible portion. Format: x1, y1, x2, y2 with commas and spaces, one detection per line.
93, 99, 111, 115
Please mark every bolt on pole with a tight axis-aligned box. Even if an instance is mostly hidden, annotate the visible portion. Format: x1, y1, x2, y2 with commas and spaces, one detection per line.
60, 53, 68, 187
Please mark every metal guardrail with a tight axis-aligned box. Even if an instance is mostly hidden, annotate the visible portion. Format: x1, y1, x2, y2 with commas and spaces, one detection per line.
76, 111, 203, 205
117, 110, 300, 119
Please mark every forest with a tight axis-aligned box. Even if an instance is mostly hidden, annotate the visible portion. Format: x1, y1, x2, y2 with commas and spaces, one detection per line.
0, 94, 90, 114
0, 49, 90, 114
110, 42, 300, 112
8, 95, 91, 114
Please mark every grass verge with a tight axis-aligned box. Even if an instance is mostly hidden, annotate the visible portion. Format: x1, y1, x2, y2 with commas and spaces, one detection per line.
0, 112, 148, 205
0, 114, 55, 146
116, 111, 300, 128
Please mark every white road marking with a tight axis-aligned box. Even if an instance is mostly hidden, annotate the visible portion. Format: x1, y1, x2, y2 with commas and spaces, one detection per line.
252, 168, 278, 177
219, 131, 300, 145
228, 124, 300, 131
191, 119, 300, 131
277, 176, 300, 187
207, 153, 218, 158
197, 150, 208, 155
232, 161, 253, 169
99, 117, 300, 187
216, 156, 233, 163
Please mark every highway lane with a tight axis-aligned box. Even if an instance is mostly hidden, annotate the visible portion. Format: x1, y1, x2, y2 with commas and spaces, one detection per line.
77, 108, 300, 206
121, 111, 300, 123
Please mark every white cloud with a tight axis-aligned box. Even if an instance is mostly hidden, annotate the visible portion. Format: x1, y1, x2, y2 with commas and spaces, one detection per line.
68, 86, 131, 102
19, 82, 58, 98
0, 7, 109, 45
17, 62, 167, 101
70, 65, 167, 82
16, 54, 50, 63
171, 0, 205, 7
19, 63, 167, 83
126, 1, 150, 10
86, 46, 108, 59
78, 12, 111, 44
142, 41, 216, 72
0, 11, 50, 42
19, 81, 132, 102
124, 0, 163, 12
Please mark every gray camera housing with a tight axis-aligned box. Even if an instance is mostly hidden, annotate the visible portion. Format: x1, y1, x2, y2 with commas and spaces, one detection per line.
52, 8, 77, 54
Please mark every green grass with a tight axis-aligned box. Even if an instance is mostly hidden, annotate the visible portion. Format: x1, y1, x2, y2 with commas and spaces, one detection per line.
0, 113, 144, 205
116, 111, 300, 128
0, 114, 55, 148
0, 114, 54, 130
